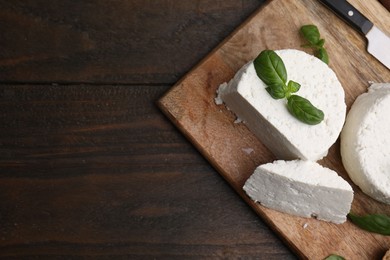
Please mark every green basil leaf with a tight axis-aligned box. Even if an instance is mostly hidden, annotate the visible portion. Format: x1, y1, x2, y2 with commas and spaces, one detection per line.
300, 24, 320, 45
348, 213, 390, 235
317, 39, 325, 48
300, 24, 330, 64
287, 80, 300, 94
287, 95, 324, 125
254, 50, 287, 94
317, 47, 329, 64
323, 255, 345, 260
266, 85, 286, 99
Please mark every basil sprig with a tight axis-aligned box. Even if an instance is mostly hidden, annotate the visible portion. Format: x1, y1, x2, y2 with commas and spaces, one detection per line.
254, 50, 324, 125
348, 213, 390, 236
300, 24, 329, 64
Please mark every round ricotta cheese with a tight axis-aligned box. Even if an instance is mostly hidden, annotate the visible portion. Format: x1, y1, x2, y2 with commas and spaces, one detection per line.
341, 83, 390, 204
217, 49, 346, 161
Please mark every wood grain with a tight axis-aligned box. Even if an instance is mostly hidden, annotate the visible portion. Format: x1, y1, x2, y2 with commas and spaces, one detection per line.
0, 83, 296, 259
159, 0, 390, 259
0, 1, 307, 259
0, 0, 264, 84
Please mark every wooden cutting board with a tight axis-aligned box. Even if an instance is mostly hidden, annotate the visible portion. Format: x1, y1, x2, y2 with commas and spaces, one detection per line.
158, 0, 390, 259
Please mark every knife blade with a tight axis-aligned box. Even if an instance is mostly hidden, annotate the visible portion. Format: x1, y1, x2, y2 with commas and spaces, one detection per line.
319, 0, 390, 69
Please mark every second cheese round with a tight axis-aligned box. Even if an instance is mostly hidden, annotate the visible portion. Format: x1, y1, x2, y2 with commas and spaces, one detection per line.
217, 49, 346, 161
341, 83, 390, 204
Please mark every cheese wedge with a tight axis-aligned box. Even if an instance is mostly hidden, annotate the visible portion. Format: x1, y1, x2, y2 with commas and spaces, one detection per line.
341, 83, 390, 204
243, 160, 354, 224
217, 49, 346, 161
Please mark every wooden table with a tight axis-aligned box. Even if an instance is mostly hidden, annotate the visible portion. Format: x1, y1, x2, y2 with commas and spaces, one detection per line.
0, 1, 297, 259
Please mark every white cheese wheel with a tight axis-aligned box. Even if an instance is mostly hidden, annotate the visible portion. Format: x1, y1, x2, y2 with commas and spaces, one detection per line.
243, 160, 354, 224
341, 83, 390, 204
217, 49, 346, 161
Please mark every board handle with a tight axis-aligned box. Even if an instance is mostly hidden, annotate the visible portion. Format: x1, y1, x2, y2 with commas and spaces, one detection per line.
318, 0, 373, 35
379, 0, 390, 12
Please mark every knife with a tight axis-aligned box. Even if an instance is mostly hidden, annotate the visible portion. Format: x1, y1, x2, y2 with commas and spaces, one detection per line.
319, 0, 390, 69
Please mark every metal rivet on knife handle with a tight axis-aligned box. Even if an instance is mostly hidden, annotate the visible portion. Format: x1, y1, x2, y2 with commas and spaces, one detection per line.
318, 0, 373, 34
319, 0, 390, 70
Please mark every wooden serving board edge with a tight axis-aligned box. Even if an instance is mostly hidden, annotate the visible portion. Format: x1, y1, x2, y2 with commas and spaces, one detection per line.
157, 0, 305, 257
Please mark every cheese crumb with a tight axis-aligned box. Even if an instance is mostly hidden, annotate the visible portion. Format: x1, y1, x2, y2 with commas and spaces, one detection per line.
234, 117, 243, 124
214, 82, 227, 105
242, 148, 254, 155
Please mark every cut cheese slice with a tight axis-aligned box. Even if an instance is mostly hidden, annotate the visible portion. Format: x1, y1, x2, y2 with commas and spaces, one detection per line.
217, 49, 346, 161
243, 160, 354, 224
341, 83, 390, 204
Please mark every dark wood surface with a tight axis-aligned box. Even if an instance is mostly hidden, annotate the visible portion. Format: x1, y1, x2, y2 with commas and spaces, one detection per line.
0, 1, 297, 259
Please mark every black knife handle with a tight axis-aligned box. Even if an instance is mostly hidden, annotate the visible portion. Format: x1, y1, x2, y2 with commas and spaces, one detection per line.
319, 0, 373, 35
